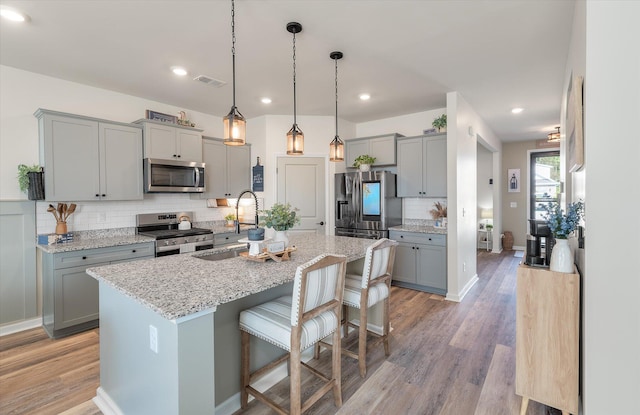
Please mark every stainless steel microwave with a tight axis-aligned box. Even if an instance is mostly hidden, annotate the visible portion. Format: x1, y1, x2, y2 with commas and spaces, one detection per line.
144, 158, 205, 193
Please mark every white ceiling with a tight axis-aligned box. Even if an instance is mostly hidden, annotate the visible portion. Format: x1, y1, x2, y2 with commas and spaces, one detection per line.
0, 0, 575, 142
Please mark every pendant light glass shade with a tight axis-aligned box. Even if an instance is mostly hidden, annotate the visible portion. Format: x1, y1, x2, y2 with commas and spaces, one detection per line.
287, 124, 304, 155
286, 22, 303, 155
224, 0, 246, 146
223, 107, 246, 145
329, 51, 344, 162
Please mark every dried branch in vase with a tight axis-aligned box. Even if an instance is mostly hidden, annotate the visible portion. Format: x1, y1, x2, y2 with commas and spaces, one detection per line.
429, 202, 447, 219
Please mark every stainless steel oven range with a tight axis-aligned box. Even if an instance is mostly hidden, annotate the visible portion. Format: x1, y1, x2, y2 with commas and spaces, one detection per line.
136, 212, 214, 257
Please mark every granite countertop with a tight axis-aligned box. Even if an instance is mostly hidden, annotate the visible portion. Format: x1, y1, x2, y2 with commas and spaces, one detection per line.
36, 234, 156, 254
389, 224, 448, 235
86, 234, 374, 321
36, 223, 251, 254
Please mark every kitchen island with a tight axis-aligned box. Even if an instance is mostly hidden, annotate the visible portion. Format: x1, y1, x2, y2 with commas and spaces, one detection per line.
86, 233, 374, 415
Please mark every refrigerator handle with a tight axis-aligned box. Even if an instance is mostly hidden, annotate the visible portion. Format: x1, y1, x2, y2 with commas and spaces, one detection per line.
336, 201, 348, 220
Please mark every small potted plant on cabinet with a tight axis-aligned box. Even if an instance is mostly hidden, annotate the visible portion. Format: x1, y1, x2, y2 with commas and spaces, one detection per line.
432, 114, 447, 132
17, 164, 45, 200
224, 213, 236, 227
352, 155, 376, 171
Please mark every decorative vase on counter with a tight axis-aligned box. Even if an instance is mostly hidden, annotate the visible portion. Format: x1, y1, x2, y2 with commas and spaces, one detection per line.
273, 230, 289, 248
549, 239, 573, 273
56, 221, 67, 235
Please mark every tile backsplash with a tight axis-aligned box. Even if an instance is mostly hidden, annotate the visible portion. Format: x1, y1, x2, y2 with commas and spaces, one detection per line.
403, 197, 447, 221
36, 193, 262, 235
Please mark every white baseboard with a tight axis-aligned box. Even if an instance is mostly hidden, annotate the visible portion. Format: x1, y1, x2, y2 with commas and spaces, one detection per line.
93, 387, 124, 415
445, 274, 479, 302
512, 245, 525, 251
0, 317, 41, 337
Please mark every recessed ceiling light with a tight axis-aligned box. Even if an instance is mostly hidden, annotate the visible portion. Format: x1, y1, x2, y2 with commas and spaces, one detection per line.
171, 66, 188, 76
359, 93, 371, 101
261, 97, 272, 104
0, 6, 29, 22
511, 107, 524, 114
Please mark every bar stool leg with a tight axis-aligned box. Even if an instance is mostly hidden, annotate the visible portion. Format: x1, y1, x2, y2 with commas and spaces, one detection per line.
332, 326, 343, 407
240, 331, 250, 409
383, 295, 390, 356
358, 306, 368, 378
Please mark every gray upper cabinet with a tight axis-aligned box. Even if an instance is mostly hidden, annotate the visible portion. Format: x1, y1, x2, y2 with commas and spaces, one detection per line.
397, 133, 447, 197
35, 109, 143, 201
135, 119, 203, 162
198, 137, 251, 199
344, 133, 403, 168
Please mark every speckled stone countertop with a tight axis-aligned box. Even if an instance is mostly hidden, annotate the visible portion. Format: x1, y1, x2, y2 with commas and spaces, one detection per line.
389, 224, 448, 235
36, 222, 250, 254
37, 234, 156, 254
87, 234, 374, 321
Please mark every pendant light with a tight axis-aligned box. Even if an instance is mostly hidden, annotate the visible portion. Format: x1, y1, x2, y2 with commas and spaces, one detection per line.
223, 0, 246, 145
547, 126, 560, 143
329, 51, 344, 162
286, 22, 304, 155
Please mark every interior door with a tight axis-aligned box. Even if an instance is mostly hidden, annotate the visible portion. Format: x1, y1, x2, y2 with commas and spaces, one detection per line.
276, 157, 325, 234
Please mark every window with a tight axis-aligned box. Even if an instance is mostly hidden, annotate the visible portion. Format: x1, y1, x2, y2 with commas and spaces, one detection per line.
530, 151, 560, 220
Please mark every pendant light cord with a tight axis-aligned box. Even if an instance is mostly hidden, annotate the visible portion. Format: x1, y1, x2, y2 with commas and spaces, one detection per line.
334, 57, 339, 136
231, 0, 237, 109
292, 30, 297, 127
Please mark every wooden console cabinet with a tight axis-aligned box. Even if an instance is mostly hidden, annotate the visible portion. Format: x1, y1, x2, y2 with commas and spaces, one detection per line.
515, 265, 580, 415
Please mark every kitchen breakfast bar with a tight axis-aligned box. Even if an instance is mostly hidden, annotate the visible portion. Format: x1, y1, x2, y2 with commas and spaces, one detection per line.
86, 233, 374, 415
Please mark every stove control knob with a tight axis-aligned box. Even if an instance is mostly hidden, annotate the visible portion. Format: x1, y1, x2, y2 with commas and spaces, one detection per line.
163, 241, 169, 246
171, 240, 176, 245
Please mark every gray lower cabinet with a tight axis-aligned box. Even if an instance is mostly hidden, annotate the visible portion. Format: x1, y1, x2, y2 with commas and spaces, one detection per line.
389, 230, 447, 295
214, 231, 247, 247
41, 242, 154, 338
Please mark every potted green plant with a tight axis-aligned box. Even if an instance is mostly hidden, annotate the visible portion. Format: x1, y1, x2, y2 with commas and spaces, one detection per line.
432, 114, 447, 132
224, 213, 236, 227
259, 203, 300, 247
352, 154, 376, 171
17, 164, 45, 200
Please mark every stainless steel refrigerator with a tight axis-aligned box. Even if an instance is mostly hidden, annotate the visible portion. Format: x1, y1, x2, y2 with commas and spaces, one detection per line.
335, 171, 402, 239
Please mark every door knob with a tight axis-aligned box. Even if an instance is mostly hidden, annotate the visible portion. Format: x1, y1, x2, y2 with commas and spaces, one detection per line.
316, 221, 325, 226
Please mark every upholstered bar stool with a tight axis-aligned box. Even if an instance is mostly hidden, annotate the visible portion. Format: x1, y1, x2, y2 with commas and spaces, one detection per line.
239, 254, 347, 415
317, 238, 398, 378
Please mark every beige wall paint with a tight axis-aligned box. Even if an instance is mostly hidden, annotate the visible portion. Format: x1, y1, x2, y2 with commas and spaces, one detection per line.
501, 140, 537, 248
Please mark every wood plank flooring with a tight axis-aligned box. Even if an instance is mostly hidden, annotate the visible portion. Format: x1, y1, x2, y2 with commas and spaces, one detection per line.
0, 250, 555, 414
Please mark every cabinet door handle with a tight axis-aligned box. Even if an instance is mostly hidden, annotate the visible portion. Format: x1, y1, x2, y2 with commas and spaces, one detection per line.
82, 256, 87, 260
102, 194, 106, 197
400, 235, 404, 238
132, 249, 136, 253
173, 154, 177, 158
177, 154, 181, 158
95, 194, 100, 197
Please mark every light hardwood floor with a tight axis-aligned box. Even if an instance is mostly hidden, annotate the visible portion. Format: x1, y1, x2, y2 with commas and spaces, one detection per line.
0, 251, 555, 414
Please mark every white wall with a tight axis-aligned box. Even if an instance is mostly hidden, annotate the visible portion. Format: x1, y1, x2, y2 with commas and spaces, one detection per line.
583, 2, 640, 414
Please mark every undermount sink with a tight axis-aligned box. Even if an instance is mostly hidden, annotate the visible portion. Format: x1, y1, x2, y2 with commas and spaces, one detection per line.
195, 247, 247, 261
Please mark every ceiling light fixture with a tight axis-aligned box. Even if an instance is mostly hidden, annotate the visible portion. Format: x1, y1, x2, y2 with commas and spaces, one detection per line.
0, 6, 29, 22
223, 0, 246, 146
329, 51, 344, 162
286, 22, 304, 156
359, 93, 371, 101
261, 97, 272, 104
547, 126, 561, 143
171, 67, 188, 76
511, 107, 524, 114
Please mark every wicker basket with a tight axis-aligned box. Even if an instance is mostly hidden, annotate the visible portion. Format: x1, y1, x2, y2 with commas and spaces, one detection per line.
503, 231, 514, 250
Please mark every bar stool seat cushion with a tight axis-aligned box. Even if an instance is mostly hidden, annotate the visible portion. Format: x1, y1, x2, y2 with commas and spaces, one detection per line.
343, 274, 389, 309
240, 296, 339, 352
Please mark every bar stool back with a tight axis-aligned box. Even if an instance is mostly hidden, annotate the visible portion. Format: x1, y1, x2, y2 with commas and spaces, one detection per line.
239, 254, 347, 415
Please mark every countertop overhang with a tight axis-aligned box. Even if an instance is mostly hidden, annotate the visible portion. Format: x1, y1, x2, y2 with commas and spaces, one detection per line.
86, 234, 374, 321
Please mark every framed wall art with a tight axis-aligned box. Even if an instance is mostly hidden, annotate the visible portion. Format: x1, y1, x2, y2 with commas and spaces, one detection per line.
508, 168, 521, 193
566, 75, 584, 172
